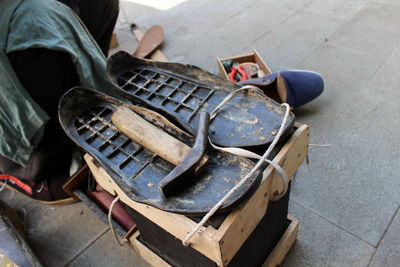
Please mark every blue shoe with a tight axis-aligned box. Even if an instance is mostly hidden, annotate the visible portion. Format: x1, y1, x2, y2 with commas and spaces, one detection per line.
239, 70, 324, 108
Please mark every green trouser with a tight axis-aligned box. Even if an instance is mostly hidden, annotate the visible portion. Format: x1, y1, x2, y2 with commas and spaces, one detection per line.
0, 0, 119, 182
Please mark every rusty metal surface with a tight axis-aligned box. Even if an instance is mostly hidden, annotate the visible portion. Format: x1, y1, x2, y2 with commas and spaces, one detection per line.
107, 51, 295, 148
58, 87, 262, 215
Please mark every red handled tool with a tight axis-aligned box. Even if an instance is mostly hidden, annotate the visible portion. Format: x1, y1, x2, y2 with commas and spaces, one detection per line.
229, 62, 248, 82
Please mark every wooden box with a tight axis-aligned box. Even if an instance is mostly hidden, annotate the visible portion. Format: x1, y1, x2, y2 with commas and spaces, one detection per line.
85, 123, 309, 266
130, 216, 299, 267
126, 178, 294, 267
217, 49, 272, 80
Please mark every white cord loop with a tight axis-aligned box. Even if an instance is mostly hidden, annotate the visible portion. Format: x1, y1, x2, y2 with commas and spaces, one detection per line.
210, 85, 265, 121
108, 195, 128, 246
208, 140, 289, 200
0, 179, 7, 192
182, 102, 291, 247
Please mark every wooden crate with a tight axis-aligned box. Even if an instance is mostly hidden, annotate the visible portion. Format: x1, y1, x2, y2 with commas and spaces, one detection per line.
85, 123, 308, 266
129, 215, 299, 267
217, 49, 272, 80
217, 50, 287, 104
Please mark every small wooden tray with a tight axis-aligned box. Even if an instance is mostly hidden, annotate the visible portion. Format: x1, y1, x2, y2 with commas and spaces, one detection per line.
217, 49, 272, 80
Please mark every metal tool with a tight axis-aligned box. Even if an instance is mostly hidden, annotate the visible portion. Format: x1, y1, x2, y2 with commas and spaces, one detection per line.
158, 111, 210, 198
111, 106, 208, 171
111, 106, 210, 197
229, 62, 248, 82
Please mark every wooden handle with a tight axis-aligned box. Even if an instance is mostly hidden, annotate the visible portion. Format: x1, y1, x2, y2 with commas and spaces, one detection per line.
111, 106, 207, 167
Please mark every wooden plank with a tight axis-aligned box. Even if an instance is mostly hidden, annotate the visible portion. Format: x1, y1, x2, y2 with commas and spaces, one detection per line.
216, 174, 275, 266
217, 52, 256, 79
270, 124, 309, 194
62, 165, 89, 201
130, 232, 172, 267
263, 216, 299, 267
85, 123, 308, 266
84, 154, 220, 263
217, 49, 272, 80
128, 215, 299, 267
0, 253, 19, 267
214, 125, 309, 265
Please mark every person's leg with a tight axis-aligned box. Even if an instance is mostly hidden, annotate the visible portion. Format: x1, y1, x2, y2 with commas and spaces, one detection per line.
0, 48, 79, 185
78, 0, 119, 56
0, 1, 119, 200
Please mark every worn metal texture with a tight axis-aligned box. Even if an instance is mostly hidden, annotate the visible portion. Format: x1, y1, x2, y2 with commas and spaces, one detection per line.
107, 51, 295, 148
58, 87, 262, 215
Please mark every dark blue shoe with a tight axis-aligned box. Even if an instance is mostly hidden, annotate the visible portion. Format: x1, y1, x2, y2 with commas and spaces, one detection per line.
239, 70, 324, 108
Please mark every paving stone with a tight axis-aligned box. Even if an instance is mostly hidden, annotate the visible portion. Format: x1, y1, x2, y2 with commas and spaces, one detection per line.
67, 230, 149, 267
166, 3, 298, 73
23, 202, 109, 267
328, 2, 400, 57
109, 32, 137, 56
0, 187, 33, 211
370, 208, 400, 267
293, 42, 385, 142
282, 201, 375, 266
251, 10, 345, 71
119, 0, 310, 73
304, 0, 369, 19
120, 1, 295, 73
112, 26, 137, 52
372, 0, 400, 6
290, 77, 400, 245
366, 46, 400, 96
263, 0, 313, 10
119, 1, 161, 23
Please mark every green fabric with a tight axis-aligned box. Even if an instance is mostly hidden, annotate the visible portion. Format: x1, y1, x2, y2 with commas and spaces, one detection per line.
0, 0, 115, 166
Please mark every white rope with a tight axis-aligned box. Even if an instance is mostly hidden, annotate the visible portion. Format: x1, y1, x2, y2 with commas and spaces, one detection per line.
208, 140, 289, 200
108, 195, 128, 246
208, 84, 289, 198
209, 85, 265, 121
0, 179, 7, 192
182, 102, 291, 246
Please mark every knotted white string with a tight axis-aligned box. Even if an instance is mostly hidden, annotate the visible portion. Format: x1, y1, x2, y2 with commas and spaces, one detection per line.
208, 140, 289, 200
182, 101, 291, 246
209, 84, 289, 198
108, 195, 128, 246
0, 179, 7, 192
209, 85, 265, 121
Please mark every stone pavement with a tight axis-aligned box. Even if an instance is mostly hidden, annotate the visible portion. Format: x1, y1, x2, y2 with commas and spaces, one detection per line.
1, 0, 399, 266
